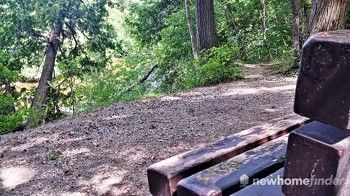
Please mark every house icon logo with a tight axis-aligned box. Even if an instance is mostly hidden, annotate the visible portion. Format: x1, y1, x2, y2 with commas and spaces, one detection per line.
240, 174, 249, 187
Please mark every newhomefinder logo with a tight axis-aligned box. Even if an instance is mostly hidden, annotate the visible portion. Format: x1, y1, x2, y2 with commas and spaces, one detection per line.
240, 174, 345, 187
240, 174, 249, 187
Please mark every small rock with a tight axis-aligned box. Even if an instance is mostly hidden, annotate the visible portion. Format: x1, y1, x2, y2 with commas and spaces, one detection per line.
64, 169, 74, 176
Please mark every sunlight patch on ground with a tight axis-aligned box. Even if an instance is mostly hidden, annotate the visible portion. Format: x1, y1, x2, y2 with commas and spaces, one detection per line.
0, 166, 37, 189
10, 135, 58, 152
63, 147, 91, 157
264, 108, 279, 112
60, 192, 87, 196
177, 91, 203, 97
57, 137, 87, 144
160, 96, 182, 101
222, 84, 295, 96
119, 148, 148, 162
103, 114, 131, 121
79, 169, 127, 195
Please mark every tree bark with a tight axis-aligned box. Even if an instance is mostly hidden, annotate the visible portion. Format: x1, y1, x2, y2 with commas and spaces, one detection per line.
261, 0, 267, 41
301, 0, 309, 40
290, 0, 302, 67
185, 0, 198, 58
31, 21, 63, 112
195, 0, 218, 51
308, 0, 349, 35
291, 0, 301, 52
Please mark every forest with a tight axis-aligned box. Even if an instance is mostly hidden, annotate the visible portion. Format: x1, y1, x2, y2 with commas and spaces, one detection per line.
0, 0, 349, 133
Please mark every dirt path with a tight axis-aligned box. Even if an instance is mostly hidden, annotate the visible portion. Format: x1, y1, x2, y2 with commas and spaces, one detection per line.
0, 66, 298, 196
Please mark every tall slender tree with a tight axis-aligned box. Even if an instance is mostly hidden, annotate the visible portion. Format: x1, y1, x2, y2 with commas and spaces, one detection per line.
195, 0, 218, 51
185, 0, 198, 58
291, 0, 301, 53
261, 0, 267, 41
290, 0, 304, 67
31, 14, 64, 112
308, 0, 349, 35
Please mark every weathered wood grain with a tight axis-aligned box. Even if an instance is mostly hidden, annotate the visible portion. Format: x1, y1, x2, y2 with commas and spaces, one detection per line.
295, 30, 350, 129
283, 121, 350, 196
177, 135, 288, 196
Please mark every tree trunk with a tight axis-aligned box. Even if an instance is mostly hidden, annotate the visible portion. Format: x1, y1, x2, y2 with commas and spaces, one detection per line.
290, 0, 302, 67
31, 21, 63, 113
261, 0, 267, 41
308, 0, 349, 35
185, 0, 198, 58
291, 0, 301, 52
195, 0, 218, 51
301, 0, 310, 40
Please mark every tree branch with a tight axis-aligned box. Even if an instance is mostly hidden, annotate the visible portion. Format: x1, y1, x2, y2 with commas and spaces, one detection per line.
121, 64, 158, 94
30, 31, 49, 42
65, 21, 80, 56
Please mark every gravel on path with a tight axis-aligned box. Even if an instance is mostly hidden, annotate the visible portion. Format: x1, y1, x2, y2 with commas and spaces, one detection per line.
0, 66, 298, 195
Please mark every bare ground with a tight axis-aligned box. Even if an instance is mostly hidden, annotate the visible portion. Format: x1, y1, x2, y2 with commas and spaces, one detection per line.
0, 65, 297, 196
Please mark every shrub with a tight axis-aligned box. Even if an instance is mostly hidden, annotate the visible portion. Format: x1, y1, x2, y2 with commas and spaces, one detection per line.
177, 42, 243, 89
0, 93, 28, 133
269, 49, 298, 75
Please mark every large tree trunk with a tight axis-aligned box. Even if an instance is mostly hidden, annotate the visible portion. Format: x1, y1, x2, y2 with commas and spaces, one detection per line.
195, 0, 218, 51
185, 0, 198, 58
31, 21, 63, 114
309, 0, 349, 35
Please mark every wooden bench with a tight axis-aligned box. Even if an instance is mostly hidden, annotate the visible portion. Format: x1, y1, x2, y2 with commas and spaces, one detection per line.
147, 114, 310, 195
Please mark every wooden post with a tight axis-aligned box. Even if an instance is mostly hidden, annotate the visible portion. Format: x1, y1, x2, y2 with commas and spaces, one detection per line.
294, 30, 350, 129
284, 30, 350, 195
283, 122, 350, 195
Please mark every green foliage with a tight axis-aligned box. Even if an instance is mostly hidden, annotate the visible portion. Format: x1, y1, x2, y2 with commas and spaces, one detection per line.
178, 42, 243, 89
0, 93, 15, 116
0, 0, 315, 132
124, 0, 181, 47
0, 0, 120, 127
0, 64, 18, 83
75, 61, 152, 110
153, 9, 193, 90
0, 113, 24, 134
216, 0, 294, 63
0, 93, 28, 134
199, 43, 243, 85
269, 49, 298, 75
123, 0, 297, 92
45, 152, 61, 161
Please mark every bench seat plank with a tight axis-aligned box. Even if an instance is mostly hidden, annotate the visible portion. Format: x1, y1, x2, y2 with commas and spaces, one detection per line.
177, 135, 288, 196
